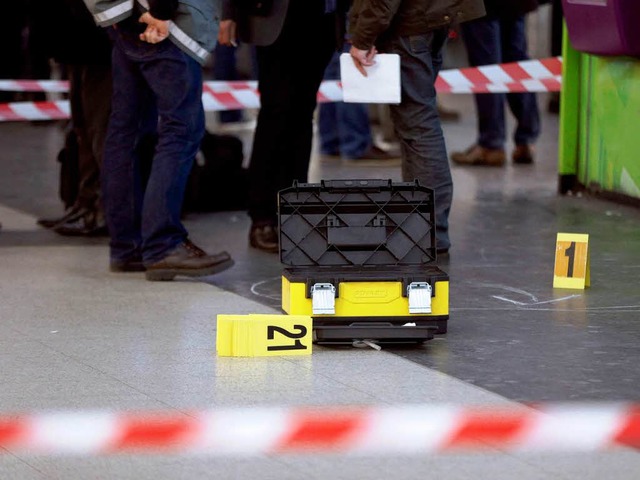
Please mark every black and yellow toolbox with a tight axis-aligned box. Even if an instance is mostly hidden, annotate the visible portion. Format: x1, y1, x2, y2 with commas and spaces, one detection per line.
278, 179, 449, 344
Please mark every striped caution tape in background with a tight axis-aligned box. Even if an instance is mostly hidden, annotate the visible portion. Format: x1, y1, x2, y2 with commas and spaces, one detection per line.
1, 402, 639, 455
0, 57, 562, 122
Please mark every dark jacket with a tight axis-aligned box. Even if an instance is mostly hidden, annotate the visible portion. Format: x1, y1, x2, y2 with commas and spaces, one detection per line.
221, 0, 290, 46
484, 0, 538, 17
349, 0, 486, 51
30, 0, 112, 65
221, 0, 349, 49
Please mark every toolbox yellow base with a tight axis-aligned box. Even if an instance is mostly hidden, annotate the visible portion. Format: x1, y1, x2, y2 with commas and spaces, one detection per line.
282, 277, 449, 318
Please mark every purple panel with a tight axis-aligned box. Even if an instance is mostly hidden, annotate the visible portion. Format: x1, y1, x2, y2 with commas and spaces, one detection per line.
562, 0, 640, 57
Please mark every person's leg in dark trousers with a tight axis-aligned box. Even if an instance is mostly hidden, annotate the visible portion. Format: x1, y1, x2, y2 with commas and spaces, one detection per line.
102, 31, 149, 265
54, 62, 112, 236
247, 1, 336, 251
213, 43, 243, 123
500, 16, 540, 151
77, 64, 112, 212
462, 16, 506, 151
387, 29, 453, 252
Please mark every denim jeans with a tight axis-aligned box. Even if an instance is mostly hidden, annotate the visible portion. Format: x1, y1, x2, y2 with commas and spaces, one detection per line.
462, 14, 540, 149
318, 49, 372, 158
383, 29, 452, 251
103, 26, 205, 264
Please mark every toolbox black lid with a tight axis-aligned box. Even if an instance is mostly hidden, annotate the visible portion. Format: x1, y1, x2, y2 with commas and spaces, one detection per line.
278, 179, 436, 267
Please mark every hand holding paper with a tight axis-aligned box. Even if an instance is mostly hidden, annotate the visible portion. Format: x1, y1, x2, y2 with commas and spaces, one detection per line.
339, 52, 401, 104
349, 45, 378, 76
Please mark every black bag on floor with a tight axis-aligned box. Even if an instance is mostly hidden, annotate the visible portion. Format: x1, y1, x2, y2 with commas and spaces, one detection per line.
184, 131, 249, 212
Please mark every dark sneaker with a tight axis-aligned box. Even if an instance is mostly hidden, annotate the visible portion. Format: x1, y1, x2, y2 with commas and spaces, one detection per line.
451, 145, 506, 166
249, 223, 279, 253
145, 240, 234, 281
512, 144, 535, 165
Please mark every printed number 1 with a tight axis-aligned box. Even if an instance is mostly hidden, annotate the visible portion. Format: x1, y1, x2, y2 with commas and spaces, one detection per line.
564, 241, 576, 278
267, 325, 308, 351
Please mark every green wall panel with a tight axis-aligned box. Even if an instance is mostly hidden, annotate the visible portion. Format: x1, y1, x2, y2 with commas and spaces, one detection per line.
560, 27, 640, 200
586, 57, 640, 198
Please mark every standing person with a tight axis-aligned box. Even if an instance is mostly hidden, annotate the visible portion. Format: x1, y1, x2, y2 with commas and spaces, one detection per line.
348, 0, 485, 254
91, 0, 234, 280
35, 0, 112, 236
450, 0, 541, 166
219, 0, 347, 253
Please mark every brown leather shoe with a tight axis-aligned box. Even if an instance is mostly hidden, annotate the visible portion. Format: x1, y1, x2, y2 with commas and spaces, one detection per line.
512, 144, 535, 164
145, 239, 234, 281
451, 145, 506, 166
249, 223, 279, 253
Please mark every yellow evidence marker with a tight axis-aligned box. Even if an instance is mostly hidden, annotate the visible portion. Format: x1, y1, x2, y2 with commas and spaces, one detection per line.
553, 233, 590, 289
216, 314, 313, 357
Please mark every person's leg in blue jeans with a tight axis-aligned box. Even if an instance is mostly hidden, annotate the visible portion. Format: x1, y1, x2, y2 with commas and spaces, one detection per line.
500, 16, 540, 153
138, 48, 205, 264
318, 49, 372, 158
386, 29, 453, 252
452, 14, 540, 166
450, 15, 509, 166
102, 29, 147, 265
103, 27, 232, 278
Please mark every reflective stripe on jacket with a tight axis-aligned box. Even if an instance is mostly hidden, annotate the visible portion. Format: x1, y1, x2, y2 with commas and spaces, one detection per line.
92, 0, 219, 64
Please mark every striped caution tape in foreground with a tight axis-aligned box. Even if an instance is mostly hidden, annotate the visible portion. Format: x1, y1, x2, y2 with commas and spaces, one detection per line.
1, 403, 639, 455
0, 57, 563, 122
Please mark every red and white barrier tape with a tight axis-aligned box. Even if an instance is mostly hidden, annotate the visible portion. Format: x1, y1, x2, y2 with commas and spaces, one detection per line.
0, 57, 562, 122
435, 56, 562, 93
1, 403, 639, 455
0, 100, 71, 122
0, 79, 69, 93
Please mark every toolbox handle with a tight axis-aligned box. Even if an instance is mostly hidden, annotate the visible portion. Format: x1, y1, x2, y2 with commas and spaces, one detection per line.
320, 179, 393, 192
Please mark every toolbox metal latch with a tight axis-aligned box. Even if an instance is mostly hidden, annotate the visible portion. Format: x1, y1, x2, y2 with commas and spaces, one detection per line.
311, 283, 337, 315
407, 282, 432, 314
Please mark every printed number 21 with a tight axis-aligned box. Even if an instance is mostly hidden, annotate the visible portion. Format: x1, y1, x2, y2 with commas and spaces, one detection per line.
267, 325, 308, 351
564, 241, 576, 278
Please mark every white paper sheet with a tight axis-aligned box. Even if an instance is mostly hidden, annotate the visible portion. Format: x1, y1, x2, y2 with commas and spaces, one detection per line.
339, 53, 401, 104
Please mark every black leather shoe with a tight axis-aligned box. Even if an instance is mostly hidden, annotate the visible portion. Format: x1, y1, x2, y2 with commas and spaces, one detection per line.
53, 210, 108, 237
37, 206, 85, 229
145, 239, 234, 281
249, 223, 279, 253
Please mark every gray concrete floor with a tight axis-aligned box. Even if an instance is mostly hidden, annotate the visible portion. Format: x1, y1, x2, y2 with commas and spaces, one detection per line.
1, 93, 640, 479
